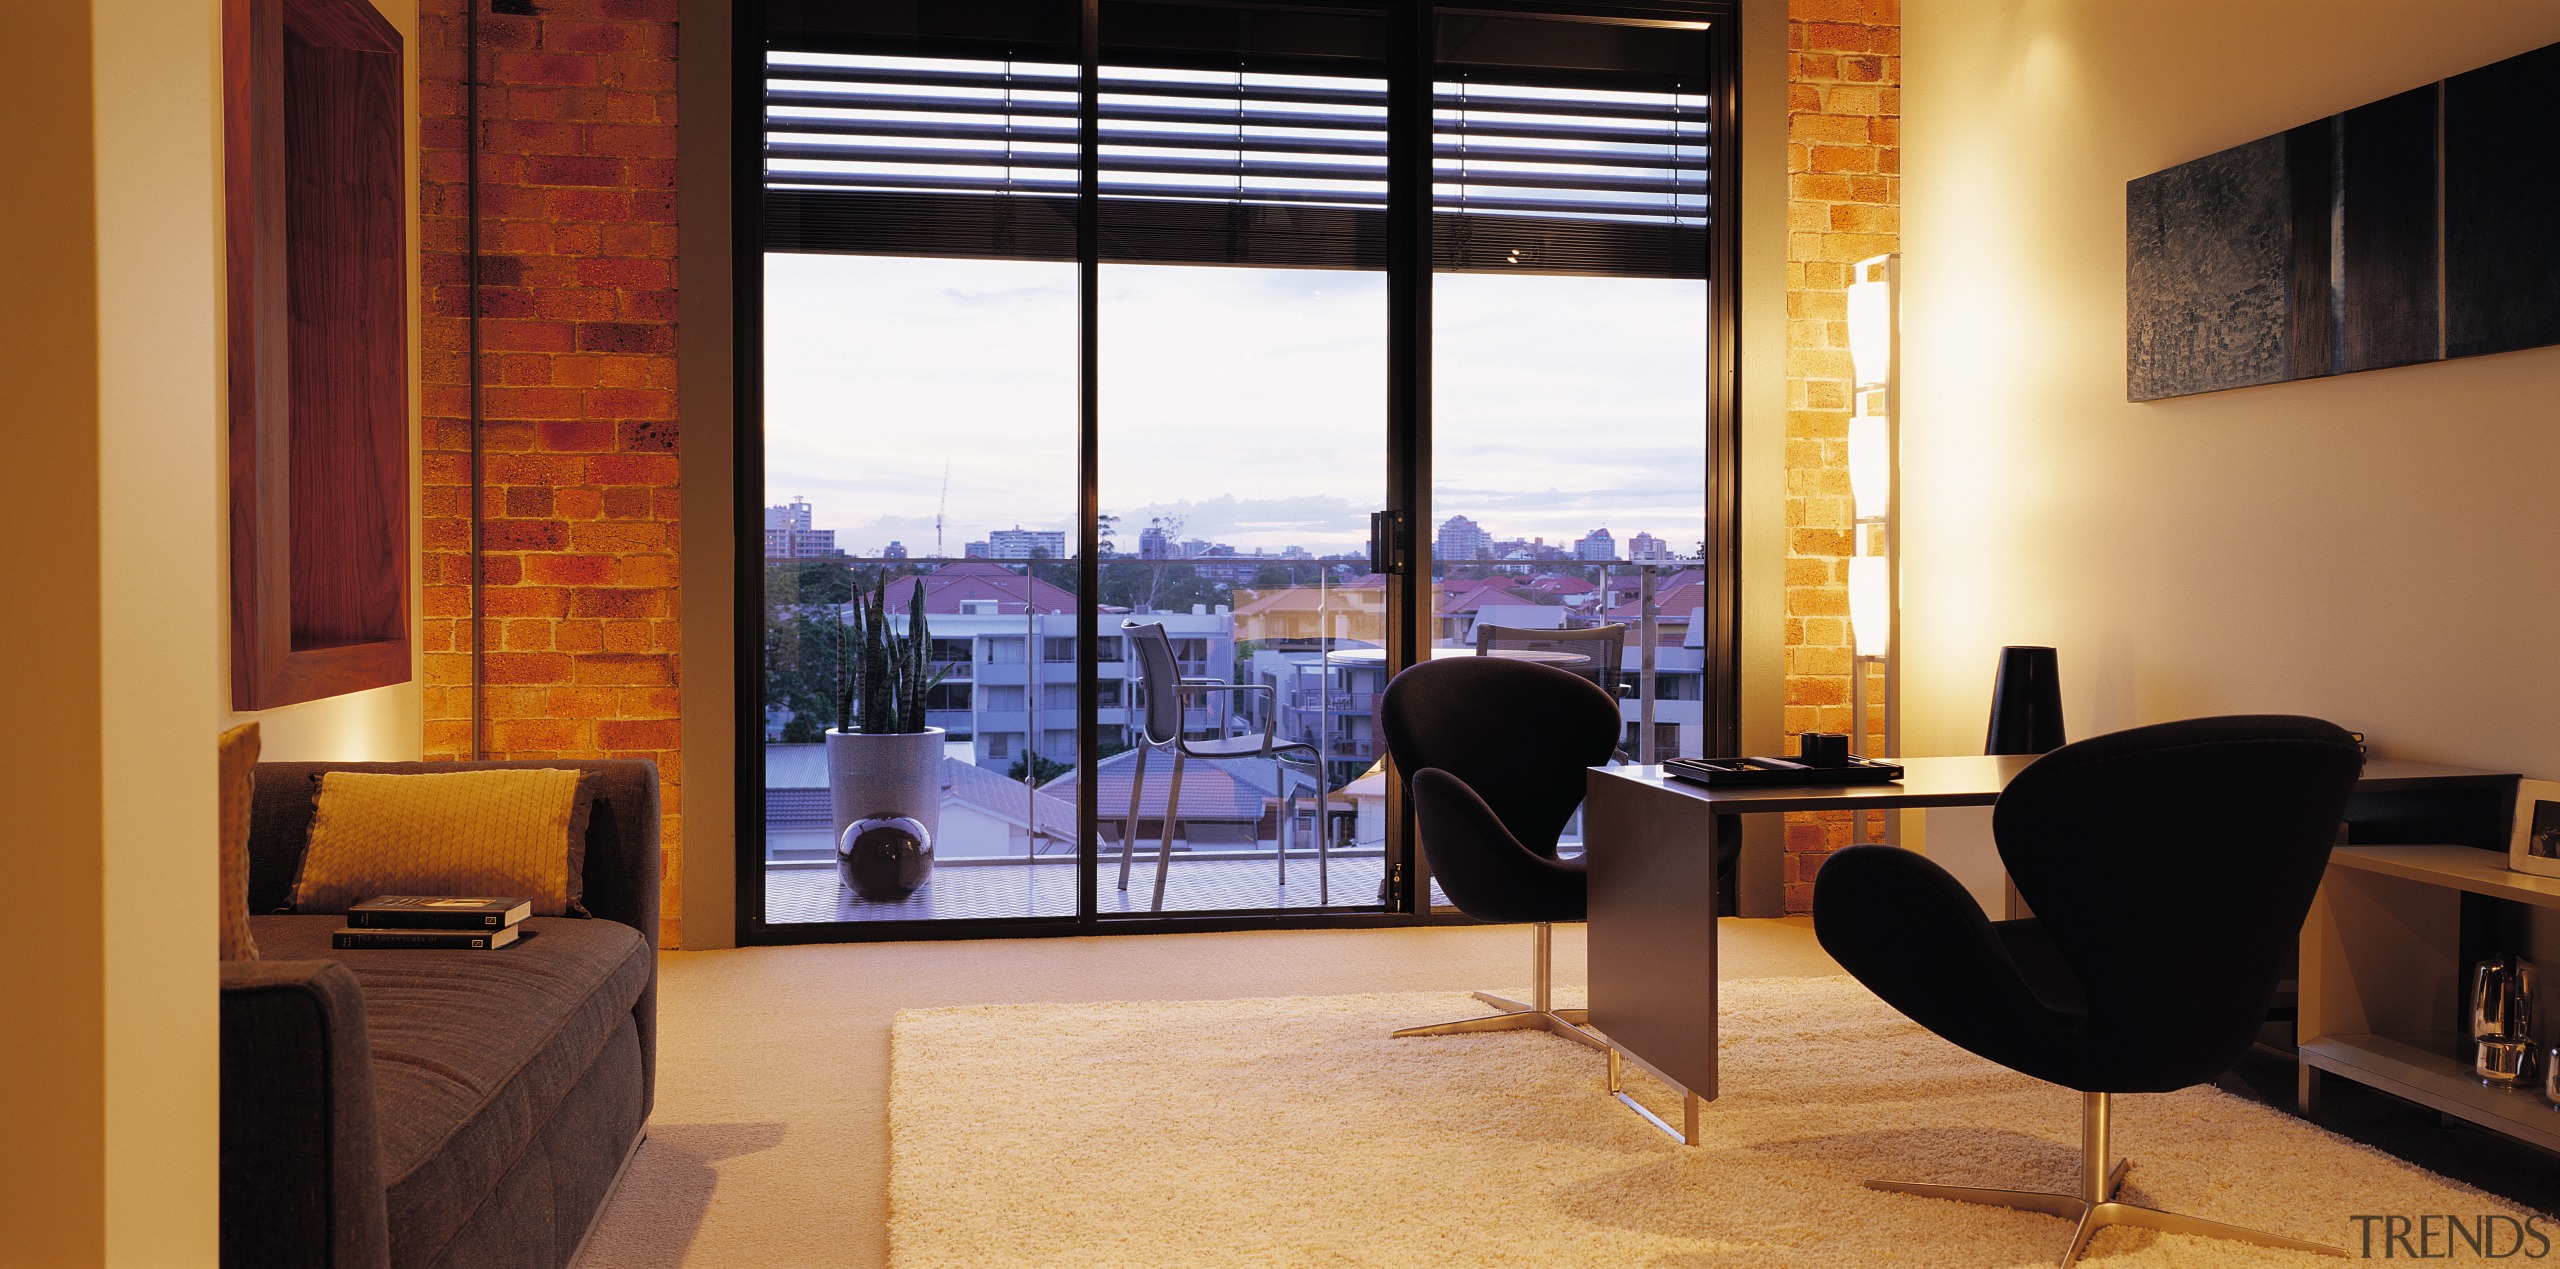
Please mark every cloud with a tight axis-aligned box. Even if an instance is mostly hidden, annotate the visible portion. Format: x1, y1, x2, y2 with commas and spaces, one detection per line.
764, 255, 1710, 555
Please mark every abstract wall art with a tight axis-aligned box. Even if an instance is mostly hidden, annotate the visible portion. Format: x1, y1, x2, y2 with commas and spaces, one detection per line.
2126, 39, 2560, 402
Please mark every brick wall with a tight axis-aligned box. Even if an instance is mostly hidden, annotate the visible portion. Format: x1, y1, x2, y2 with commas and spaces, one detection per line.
405, 0, 1879, 928
1782, 0, 1897, 912
419, 0, 686, 945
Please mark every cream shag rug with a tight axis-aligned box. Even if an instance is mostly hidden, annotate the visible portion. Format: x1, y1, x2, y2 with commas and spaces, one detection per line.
889, 977, 2537, 1267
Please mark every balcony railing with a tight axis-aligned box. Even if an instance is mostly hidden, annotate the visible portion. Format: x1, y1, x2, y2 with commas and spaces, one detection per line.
1288, 688, 1376, 713
765, 554, 1708, 819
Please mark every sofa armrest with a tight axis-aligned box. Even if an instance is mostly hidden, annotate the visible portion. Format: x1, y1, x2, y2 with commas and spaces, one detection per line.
222, 959, 390, 1269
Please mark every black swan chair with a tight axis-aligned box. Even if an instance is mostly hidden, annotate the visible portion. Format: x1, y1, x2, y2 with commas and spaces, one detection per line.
1813, 715, 2363, 1266
1378, 656, 1623, 1050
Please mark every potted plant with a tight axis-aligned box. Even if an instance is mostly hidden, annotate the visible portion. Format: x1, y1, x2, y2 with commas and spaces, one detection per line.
823, 572, 947, 898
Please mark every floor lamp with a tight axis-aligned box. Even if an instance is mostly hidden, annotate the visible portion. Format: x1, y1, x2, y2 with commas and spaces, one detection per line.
1846, 253, 1899, 844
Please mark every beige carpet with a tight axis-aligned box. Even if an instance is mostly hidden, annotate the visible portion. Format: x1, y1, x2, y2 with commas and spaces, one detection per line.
577, 919, 1839, 1267
889, 977, 2533, 1267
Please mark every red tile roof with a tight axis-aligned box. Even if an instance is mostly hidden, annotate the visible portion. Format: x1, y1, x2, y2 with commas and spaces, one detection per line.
884, 561, 1079, 615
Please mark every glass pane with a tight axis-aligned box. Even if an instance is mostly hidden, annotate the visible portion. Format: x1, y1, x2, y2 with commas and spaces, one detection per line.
759, 252, 1083, 923
1431, 16, 1713, 879
1433, 271, 1709, 772
1098, 263, 1387, 914
1088, 1, 1393, 916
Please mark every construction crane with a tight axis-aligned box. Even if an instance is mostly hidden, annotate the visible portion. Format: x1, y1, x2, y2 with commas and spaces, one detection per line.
934, 461, 949, 559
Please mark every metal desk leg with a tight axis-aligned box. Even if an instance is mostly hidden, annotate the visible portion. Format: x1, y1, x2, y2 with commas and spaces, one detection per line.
1584, 771, 1720, 1140
1607, 1045, 1704, 1145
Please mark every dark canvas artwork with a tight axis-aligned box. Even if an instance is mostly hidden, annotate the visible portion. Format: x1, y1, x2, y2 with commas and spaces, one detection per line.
2445, 42, 2560, 359
2128, 39, 2559, 401
2126, 133, 2297, 400
2339, 86, 2440, 373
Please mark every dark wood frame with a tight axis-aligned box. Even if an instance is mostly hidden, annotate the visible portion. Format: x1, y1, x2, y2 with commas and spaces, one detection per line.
732, 0, 1742, 944
226, 0, 412, 710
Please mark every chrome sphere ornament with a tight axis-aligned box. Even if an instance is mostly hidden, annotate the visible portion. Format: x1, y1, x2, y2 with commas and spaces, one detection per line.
839, 814, 933, 901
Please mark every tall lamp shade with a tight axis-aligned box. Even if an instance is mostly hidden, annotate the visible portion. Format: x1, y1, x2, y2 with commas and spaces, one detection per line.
1847, 556, 1889, 658
1985, 646, 2065, 755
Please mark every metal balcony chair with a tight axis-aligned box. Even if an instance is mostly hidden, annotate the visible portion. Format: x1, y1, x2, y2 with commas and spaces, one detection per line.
1475, 622, 1634, 763
1118, 620, 1323, 912
1472, 621, 1628, 698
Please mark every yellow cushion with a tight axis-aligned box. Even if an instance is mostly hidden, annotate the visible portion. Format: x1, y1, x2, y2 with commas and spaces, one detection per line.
291, 768, 587, 916
218, 722, 261, 961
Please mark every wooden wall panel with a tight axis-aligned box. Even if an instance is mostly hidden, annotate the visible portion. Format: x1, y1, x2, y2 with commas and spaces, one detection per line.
283, 38, 406, 650
225, 0, 409, 708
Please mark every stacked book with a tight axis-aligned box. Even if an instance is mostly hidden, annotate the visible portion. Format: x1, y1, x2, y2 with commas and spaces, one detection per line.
332, 896, 532, 950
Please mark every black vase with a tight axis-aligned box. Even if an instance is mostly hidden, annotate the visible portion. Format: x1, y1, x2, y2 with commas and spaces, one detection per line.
840, 814, 934, 901
1986, 646, 2065, 755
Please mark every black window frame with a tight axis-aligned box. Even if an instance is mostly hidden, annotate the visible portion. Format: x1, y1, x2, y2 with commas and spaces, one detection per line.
733, 0, 1740, 945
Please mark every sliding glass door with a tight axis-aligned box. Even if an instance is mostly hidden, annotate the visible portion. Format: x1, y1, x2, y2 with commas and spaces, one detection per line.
739, 0, 1735, 941
1094, 3, 1391, 913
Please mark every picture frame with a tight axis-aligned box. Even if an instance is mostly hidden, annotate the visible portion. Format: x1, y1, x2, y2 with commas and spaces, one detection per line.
2508, 779, 2560, 879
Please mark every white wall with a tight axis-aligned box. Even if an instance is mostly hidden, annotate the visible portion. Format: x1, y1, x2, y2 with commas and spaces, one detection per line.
0, 0, 418, 1258
1901, 2, 2560, 794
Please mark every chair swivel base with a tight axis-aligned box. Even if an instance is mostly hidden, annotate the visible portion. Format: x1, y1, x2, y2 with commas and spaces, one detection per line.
1390, 990, 1608, 1050
1865, 1093, 2346, 1267
1389, 922, 1607, 1052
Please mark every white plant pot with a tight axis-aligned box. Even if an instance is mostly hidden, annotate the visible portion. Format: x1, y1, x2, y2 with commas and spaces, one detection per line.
825, 727, 945, 855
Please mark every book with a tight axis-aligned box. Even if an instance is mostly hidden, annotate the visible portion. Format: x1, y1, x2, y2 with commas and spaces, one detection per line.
333, 925, 522, 951
348, 895, 532, 931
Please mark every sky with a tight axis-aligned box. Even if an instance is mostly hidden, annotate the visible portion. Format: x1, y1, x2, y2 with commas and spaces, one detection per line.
762, 253, 1708, 558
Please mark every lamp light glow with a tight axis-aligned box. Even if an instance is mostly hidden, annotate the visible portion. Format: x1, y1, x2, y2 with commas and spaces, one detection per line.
1848, 413, 1890, 522
1847, 256, 1895, 390
1848, 555, 1889, 658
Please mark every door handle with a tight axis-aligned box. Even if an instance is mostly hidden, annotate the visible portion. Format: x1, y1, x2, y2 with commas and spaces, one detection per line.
1368, 509, 1409, 576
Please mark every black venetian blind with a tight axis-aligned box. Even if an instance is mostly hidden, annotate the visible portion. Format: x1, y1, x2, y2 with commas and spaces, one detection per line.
762, 1, 1715, 279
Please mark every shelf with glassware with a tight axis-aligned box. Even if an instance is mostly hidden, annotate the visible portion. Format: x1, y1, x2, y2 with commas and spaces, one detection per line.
2296, 771, 2560, 1154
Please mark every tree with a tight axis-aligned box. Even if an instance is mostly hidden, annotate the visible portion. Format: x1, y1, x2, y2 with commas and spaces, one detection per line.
770, 558, 855, 606
1007, 752, 1072, 783
1099, 560, 1155, 610
1140, 514, 1184, 608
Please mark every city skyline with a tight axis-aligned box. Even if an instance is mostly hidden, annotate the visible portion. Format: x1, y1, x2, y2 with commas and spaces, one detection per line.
767, 494, 1699, 564
764, 255, 1707, 558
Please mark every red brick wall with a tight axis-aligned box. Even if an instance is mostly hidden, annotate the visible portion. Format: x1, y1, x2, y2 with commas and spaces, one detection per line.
418, 0, 685, 945
408, 1, 1882, 926
1782, 0, 1897, 912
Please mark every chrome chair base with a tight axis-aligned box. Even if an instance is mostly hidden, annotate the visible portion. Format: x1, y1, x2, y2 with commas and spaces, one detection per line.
1390, 993, 1608, 1049
1866, 1092, 2346, 1267
1389, 923, 1607, 1051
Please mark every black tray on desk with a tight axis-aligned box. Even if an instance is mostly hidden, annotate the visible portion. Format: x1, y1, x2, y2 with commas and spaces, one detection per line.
1662, 755, 1904, 788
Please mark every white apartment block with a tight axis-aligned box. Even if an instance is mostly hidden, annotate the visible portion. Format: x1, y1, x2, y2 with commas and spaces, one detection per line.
984, 526, 1068, 559
912, 607, 1236, 770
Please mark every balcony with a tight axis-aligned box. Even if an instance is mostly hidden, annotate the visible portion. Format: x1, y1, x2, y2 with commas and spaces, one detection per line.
765, 852, 1431, 922
763, 556, 1691, 921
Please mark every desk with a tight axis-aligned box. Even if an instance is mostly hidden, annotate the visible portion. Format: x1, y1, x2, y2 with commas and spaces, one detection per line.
1582, 753, 2508, 1145
1581, 755, 2032, 1140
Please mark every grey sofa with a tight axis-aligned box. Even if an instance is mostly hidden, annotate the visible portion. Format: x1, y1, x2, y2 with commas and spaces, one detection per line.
221, 760, 660, 1269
